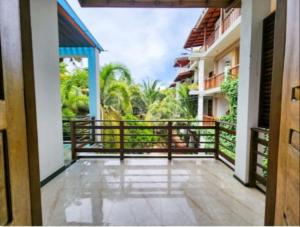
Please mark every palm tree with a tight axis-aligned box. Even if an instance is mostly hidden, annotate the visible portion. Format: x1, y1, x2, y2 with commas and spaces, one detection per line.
177, 83, 197, 118
141, 79, 162, 110
128, 84, 146, 115
146, 88, 180, 120
60, 67, 89, 117
99, 63, 132, 119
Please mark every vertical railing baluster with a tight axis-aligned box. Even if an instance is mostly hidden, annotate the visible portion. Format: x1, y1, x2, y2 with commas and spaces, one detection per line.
215, 121, 220, 160
120, 121, 124, 160
249, 129, 258, 187
91, 116, 96, 144
168, 121, 172, 160
71, 121, 77, 161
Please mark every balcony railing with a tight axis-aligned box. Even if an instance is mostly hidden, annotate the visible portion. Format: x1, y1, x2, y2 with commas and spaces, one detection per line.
204, 65, 239, 90
203, 115, 215, 126
205, 8, 241, 49
204, 72, 225, 90
249, 127, 269, 192
230, 64, 239, 78
69, 120, 236, 166
206, 25, 221, 49
62, 116, 94, 144
176, 66, 190, 75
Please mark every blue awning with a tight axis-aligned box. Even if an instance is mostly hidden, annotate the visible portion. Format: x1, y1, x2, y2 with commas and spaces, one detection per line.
57, 0, 104, 51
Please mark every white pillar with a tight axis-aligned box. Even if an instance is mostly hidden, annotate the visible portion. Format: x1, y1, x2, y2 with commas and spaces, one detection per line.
235, 0, 271, 183
197, 59, 205, 120
30, 0, 64, 181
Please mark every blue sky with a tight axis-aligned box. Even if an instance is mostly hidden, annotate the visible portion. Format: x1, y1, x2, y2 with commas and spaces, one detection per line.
67, 0, 202, 86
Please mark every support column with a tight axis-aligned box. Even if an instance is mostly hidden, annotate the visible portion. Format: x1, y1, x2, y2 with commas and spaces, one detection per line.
234, 0, 271, 183
59, 47, 101, 120
197, 59, 205, 120
87, 48, 101, 120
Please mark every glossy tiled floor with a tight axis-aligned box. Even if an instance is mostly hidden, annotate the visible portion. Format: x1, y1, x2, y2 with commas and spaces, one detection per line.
42, 159, 265, 226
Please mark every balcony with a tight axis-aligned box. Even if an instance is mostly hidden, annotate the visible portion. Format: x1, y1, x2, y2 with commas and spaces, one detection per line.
204, 65, 239, 91
203, 115, 216, 126
205, 8, 241, 50
42, 158, 265, 225
230, 64, 240, 78
188, 83, 199, 95
42, 119, 267, 225
41, 118, 271, 225
204, 72, 225, 90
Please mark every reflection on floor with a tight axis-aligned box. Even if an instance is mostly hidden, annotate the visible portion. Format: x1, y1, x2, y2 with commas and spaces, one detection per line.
42, 159, 265, 226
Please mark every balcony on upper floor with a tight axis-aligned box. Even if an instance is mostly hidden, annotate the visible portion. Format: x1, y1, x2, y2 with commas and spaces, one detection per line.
205, 8, 241, 51
204, 64, 239, 91
188, 82, 199, 95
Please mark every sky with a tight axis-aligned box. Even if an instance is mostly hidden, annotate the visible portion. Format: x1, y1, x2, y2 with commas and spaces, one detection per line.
67, 0, 202, 86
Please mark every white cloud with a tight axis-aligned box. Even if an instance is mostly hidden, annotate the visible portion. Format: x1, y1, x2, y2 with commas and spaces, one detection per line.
67, 0, 202, 85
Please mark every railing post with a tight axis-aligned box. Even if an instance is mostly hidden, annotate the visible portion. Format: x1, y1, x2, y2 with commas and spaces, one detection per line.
168, 121, 172, 160
215, 121, 220, 159
91, 116, 96, 143
249, 129, 258, 187
120, 121, 124, 161
71, 121, 77, 161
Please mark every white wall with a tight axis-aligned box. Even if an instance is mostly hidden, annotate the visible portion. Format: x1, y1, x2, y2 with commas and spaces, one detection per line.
30, 0, 65, 181
235, 0, 271, 183
214, 97, 229, 118
204, 58, 214, 79
217, 53, 232, 74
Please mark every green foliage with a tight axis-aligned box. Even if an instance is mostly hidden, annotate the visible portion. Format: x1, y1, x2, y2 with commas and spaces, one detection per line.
145, 83, 197, 121
177, 83, 198, 119
100, 63, 133, 117
219, 76, 239, 158
60, 61, 203, 151
60, 64, 89, 117
122, 114, 159, 149
129, 84, 146, 115
141, 79, 163, 111
146, 88, 179, 120
220, 76, 239, 123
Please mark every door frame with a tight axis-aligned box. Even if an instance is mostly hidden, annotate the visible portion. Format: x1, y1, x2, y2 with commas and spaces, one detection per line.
19, 0, 42, 225
264, 0, 287, 225
0, 0, 42, 225
2, 0, 290, 225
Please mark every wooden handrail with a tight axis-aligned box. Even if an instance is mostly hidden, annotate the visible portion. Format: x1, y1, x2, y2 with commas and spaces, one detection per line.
204, 72, 225, 90
69, 120, 237, 171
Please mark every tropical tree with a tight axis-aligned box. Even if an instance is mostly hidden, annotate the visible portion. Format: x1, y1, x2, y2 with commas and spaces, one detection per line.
129, 84, 146, 116
176, 83, 198, 119
99, 63, 132, 119
141, 79, 163, 111
60, 65, 89, 117
146, 88, 179, 120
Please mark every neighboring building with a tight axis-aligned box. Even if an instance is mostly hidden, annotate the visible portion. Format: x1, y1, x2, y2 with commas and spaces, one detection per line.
171, 56, 199, 116
182, 8, 241, 122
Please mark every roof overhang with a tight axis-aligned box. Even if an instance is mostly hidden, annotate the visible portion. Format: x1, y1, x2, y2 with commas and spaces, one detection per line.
169, 82, 176, 88
173, 57, 190, 67
184, 8, 221, 49
58, 0, 104, 51
78, 0, 235, 8
174, 70, 194, 82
